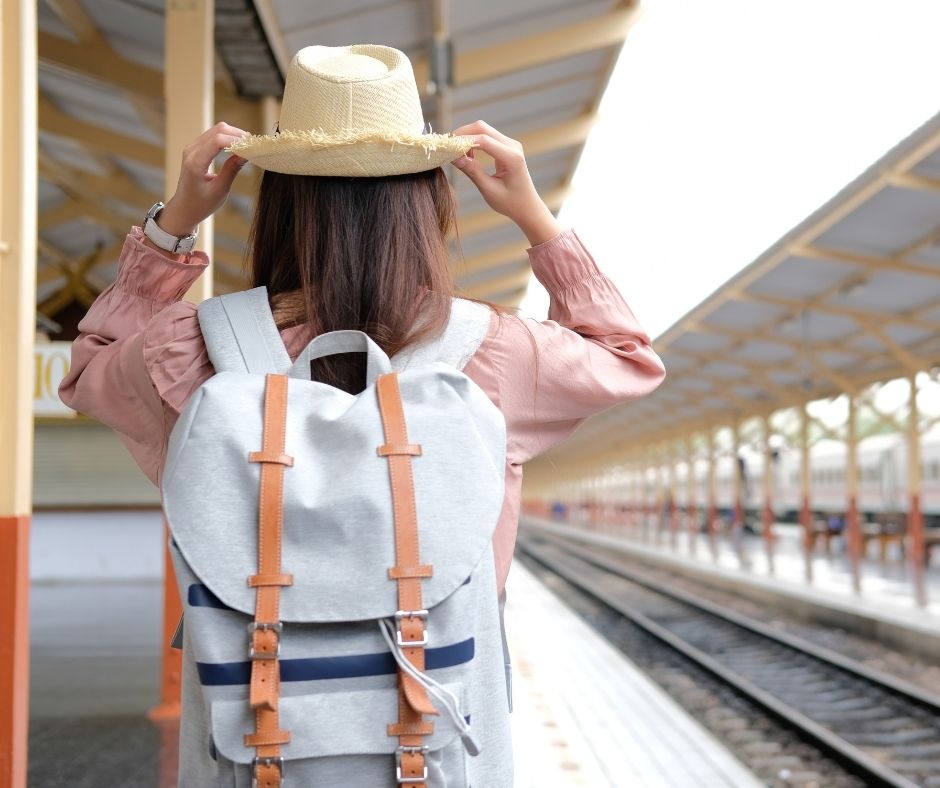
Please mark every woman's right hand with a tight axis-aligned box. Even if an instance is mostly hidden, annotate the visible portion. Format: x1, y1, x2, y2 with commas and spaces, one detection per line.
157, 122, 248, 238
450, 120, 562, 247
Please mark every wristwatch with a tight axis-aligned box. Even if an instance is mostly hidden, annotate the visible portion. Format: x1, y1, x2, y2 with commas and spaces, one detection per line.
142, 202, 199, 254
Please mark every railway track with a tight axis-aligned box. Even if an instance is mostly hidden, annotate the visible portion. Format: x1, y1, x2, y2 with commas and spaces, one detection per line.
517, 529, 940, 788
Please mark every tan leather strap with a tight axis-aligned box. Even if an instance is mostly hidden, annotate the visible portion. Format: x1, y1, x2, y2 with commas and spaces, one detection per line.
246, 373, 294, 788
376, 372, 437, 786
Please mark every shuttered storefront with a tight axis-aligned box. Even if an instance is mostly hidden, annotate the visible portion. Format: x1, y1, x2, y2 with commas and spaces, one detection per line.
33, 420, 160, 508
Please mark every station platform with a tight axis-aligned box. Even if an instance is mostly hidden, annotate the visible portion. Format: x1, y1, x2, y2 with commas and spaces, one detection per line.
506, 561, 762, 787
523, 515, 940, 662
27, 510, 761, 786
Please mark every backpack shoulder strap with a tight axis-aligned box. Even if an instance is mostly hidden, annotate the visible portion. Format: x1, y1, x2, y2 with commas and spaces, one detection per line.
197, 286, 292, 374
391, 297, 492, 372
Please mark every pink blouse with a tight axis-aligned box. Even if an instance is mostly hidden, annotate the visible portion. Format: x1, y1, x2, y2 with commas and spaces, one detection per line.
60, 226, 665, 594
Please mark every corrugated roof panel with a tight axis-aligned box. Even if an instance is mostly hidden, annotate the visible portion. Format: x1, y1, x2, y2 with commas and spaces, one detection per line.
699, 361, 749, 379
919, 305, 940, 324
815, 186, 940, 257
40, 219, 116, 258
458, 258, 528, 289
791, 310, 858, 342
454, 165, 568, 218
816, 350, 862, 369
767, 371, 802, 387
84, 1, 165, 71
114, 158, 164, 195
915, 148, 940, 178
455, 73, 595, 135
280, 3, 429, 55
703, 300, 787, 330
37, 0, 79, 40
452, 0, 618, 49
884, 324, 936, 347
37, 279, 68, 303
671, 332, 731, 353
495, 103, 587, 140
452, 222, 527, 261
38, 180, 68, 212
40, 70, 162, 145
673, 378, 713, 392
38, 131, 111, 176
273, 0, 409, 31
453, 49, 608, 109
732, 341, 795, 364
911, 242, 940, 267
829, 269, 940, 313
745, 255, 858, 299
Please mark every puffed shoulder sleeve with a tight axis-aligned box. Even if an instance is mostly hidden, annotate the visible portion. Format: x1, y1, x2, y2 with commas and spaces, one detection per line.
58, 228, 214, 484
478, 228, 666, 465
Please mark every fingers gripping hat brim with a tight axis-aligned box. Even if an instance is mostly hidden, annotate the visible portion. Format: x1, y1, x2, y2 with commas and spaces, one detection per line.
228, 130, 476, 177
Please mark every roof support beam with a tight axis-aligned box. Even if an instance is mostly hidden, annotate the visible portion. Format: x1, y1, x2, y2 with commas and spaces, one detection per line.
38, 32, 258, 131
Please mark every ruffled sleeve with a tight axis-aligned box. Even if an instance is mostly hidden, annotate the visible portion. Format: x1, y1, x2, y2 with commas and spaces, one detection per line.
58, 227, 215, 485
469, 228, 666, 465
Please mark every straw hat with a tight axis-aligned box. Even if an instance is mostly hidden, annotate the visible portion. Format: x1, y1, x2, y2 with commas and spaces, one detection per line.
227, 44, 476, 177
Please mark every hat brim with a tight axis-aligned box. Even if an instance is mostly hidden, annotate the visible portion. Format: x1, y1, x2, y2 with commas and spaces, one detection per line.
227, 130, 476, 177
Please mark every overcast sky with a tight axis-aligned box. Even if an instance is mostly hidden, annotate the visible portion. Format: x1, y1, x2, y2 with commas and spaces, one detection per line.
520, 0, 940, 340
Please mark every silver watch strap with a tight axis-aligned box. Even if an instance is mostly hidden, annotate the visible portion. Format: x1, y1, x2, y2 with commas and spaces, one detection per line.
143, 202, 198, 254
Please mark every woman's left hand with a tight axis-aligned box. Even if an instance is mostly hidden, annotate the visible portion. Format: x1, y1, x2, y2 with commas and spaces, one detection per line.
156, 122, 249, 237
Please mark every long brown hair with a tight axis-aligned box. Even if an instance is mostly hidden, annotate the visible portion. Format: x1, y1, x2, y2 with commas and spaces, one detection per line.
247, 167, 458, 393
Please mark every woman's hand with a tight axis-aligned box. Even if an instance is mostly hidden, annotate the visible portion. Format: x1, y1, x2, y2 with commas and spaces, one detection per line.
450, 120, 562, 247
155, 122, 248, 239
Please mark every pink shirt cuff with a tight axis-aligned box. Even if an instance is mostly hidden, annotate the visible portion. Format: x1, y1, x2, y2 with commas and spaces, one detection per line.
526, 228, 601, 292
115, 227, 210, 303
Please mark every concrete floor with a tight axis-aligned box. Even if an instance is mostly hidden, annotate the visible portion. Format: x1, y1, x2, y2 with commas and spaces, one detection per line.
29, 579, 168, 787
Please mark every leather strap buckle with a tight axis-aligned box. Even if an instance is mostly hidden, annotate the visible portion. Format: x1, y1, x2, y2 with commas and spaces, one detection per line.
396, 745, 429, 784
248, 621, 282, 660
251, 756, 284, 788
394, 609, 429, 648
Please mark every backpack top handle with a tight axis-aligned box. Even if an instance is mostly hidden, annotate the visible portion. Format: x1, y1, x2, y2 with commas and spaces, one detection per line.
288, 330, 393, 388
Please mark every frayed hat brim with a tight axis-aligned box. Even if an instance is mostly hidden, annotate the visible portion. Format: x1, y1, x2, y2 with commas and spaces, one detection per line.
227, 130, 476, 177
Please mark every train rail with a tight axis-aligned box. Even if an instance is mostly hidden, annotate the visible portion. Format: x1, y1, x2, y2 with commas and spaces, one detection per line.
517, 530, 940, 788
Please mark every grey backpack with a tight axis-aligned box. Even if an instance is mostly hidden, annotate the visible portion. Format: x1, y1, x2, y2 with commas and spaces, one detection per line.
161, 287, 513, 788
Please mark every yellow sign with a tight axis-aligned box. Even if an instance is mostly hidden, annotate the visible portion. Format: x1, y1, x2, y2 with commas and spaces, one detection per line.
35, 342, 75, 417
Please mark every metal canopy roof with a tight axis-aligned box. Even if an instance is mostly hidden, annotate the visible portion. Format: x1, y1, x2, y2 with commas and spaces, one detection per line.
35, 0, 639, 332
535, 110, 940, 470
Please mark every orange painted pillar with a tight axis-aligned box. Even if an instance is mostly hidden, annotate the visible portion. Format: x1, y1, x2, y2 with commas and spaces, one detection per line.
668, 443, 679, 551
0, 1, 38, 784
149, 528, 183, 720
908, 374, 927, 606
731, 421, 746, 567
0, 516, 31, 788
761, 415, 777, 576
686, 435, 697, 558
799, 402, 814, 584
706, 429, 718, 561
845, 394, 862, 595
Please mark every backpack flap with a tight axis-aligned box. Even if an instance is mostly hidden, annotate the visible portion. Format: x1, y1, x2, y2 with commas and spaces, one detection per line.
162, 361, 506, 623
209, 683, 466, 763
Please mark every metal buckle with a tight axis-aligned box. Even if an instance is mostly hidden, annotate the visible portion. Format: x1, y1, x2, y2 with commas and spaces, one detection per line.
248, 621, 282, 660
394, 610, 429, 648
251, 756, 284, 788
395, 745, 429, 784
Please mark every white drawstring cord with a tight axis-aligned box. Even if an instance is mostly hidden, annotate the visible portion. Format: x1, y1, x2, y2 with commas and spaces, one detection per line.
378, 619, 481, 756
